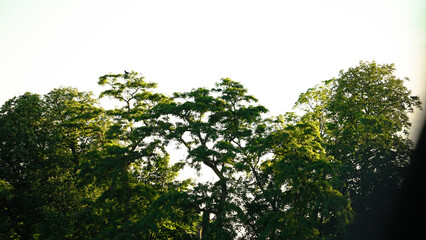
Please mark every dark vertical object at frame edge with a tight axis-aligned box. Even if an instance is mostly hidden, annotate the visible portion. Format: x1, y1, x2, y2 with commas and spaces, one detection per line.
385, 116, 426, 240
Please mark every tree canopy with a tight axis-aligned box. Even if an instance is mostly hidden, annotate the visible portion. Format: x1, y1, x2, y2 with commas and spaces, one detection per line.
0, 62, 421, 239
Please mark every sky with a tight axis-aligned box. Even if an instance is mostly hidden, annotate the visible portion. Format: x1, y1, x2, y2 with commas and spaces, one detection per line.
0, 1, 425, 145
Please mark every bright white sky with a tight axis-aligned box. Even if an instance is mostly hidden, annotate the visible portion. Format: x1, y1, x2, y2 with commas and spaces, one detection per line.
0, 1, 425, 142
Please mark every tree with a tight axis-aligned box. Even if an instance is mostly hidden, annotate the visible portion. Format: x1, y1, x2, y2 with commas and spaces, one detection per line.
0, 62, 420, 239
0, 179, 18, 239
0, 88, 105, 239
293, 61, 422, 239
35, 87, 105, 239
0, 92, 49, 239
150, 78, 269, 239
91, 71, 199, 239
241, 119, 352, 240
152, 78, 351, 239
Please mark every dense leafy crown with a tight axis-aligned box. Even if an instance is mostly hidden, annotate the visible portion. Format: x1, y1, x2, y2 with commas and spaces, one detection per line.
0, 63, 421, 239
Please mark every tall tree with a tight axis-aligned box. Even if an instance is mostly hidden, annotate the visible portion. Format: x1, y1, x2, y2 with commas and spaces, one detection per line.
0, 63, 420, 239
241, 119, 352, 240
293, 61, 422, 238
0, 92, 50, 239
92, 71, 199, 239
153, 78, 268, 239
36, 87, 106, 239
0, 88, 105, 239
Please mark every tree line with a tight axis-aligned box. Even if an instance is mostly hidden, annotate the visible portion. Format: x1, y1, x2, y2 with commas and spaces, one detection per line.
0, 61, 421, 239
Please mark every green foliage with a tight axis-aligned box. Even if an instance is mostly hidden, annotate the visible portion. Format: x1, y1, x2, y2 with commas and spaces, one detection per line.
0, 179, 19, 239
0, 62, 420, 239
0, 89, 105, 239
87, 72, 198, 239
243, 121, 352, 240
293, 61, 422, 239
151, 78, 269, 239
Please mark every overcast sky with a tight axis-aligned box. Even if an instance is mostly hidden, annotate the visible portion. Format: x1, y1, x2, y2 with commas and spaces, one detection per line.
1, 0, 425, 143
